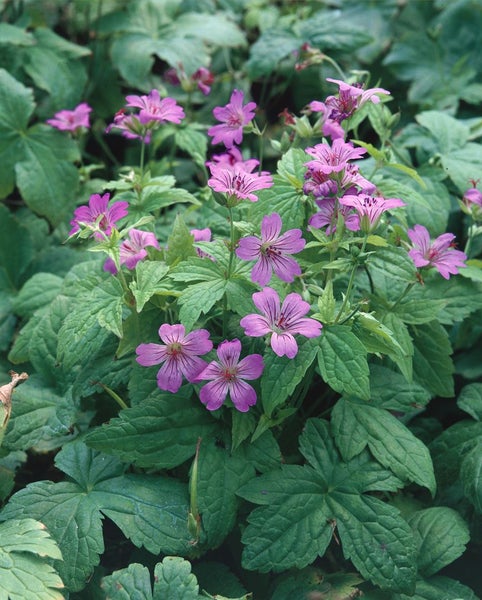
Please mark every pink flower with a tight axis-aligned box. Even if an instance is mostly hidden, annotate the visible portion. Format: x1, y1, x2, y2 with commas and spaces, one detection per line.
207, 162, 273, 204
191, 228, 214, 259
308, 101, 345, 140
305, 139, 366, 174
339, 193, 405, 233
407, 224, 467, 280
325, 78, 390, 122
125, 90, 185, 124
196, 339, 264, 412
104, 229, 160, 274
236, 213, 305, 286
240, 287, 322, 359
309, 198, 360, 234
105, 110, 152, 143
136, 324, 213, 393
192, 67, 215, 95
464, 187, 482, 207
46, 102, 92, 133
69, 193, 128, 239
208, 89, 256, 148
206, 147, 260, 173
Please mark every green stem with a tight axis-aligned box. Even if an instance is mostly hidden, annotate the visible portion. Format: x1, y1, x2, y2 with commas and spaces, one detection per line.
96, 382, 128, 410
223, 207, 236, 338
140, 140, 146, 175
322, 54, 347, 80
334, 236, 367, 323
390, 281, 417, 310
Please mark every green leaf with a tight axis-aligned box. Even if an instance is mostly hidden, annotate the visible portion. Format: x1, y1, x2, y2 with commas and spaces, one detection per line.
392, 296, 446, 325
460, 441, 482, 513
416, 111, 469, 153
166, 214, 197, 266
0, 204, 34, 290
369, 365, 430, 413
261, 337, 319, 417
13, 273, 63, 318
84, 394, 219, 469
327, 491, 416, 594
0, 23, 35, 46
0, 518, 64, 600
270, 569, 363, 600
457, 383, 482, 421
299, 11, 372, 52
317, 325, 370, 400
153, 556, 199, 600
130, 261, 169, 312
378, 312, 413, 381
352, 312, 405, 359
367, 246, 417, 300
411, 321, 454, 398
0, 441, 192, 591
3, 377, 78, 452
408, 507, 470, 576
196, 438, 254, 549
239, 419, 417, 592
251, 175, 306, 231
175, 125, 208, 166
441, 142, 482, 194
332, 398, 436, 494
429, 420, 482, 487
178, 279, 226, 330
425, 276, 482, 325
246, 29, 301, 78
396, 575, 479, 600
101, 563, 153, 600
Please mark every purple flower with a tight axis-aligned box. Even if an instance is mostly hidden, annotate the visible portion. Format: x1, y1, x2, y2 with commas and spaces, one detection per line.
236, 213, 305, 286
125, 90, 185, 124
305, 139, 366, 174
192, 67, 215, 95
69, 193, 128, 239
464, 187, 482, 207
196, 339, 264, 412
206, 146, 260, 173
339, 193, 405, 233
240, 287, 322, 359
46, 102, 92, 133
208, 89, 256, 148
309, 198, 360, 234
136, 324, 213, 393
407, 224, 467, 280
105, 110, 152, 143
207, 162, 273, 204
191, 228, 214, 259
308, 100, 345, 140
104, 229, 160, 274
325, 78, 390, 123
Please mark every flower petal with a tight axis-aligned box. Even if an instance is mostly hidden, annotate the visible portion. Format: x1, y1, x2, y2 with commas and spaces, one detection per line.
230, 379, 257, 412
136, 343, 167, 366
199, 379, 228, 411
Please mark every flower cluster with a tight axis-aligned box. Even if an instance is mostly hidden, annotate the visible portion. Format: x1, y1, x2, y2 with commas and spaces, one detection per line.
47, 102, 92, 134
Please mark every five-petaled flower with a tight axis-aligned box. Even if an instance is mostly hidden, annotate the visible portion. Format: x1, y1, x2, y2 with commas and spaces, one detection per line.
69, 193, 128, 240
240, 287, 322, 358
309, 198, 360, 234
125, 90, 185, 124
324, 78, 390, 123
136, 324, 213, 393
46, 102, 92, 133
208, 89, 256, 148
104, 229, 160, 274
236, 213, 305, 286
339, 193, 405, 233
195, 339, 264, 412
207, 161, 273, 204
407, 224, 467, 280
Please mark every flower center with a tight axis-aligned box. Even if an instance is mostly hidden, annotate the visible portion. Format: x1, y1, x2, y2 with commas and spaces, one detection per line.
167, 342, 183, 357
222, 366, 238, 382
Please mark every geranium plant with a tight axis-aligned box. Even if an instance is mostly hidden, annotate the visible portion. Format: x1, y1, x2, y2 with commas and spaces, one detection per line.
0, 2, 481, 599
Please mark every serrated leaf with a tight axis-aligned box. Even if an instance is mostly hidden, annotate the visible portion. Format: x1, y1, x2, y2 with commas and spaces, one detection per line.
367, 246, 417, 299
130, 261, 169, 312
3, 377, 78, 452
429, 420, 482, 487
411, 321, 454, 398
332, 398, 436, 494
460, 441, 482, 513
178, 280, 226, 330
378, 312, 413, 381
153, 556, 199, 600
327, 491, 417, 594
0, 204, 34, 289
441, 143, 482, 194
369, 365, 430, 413
416, 111, 469, 153
457, 383, 482, 421
166, 214, 197, 266
408, 507, 470, 576
261, 337, 319, 417
101, 563, 152, 600
317, 325, 370, 400
84, 394, 219, 469
13, 273, 63, 318
299, 11, 372, 51
251, 176, 306, 231
270, 568, 363, 600
246, 28, 300, 78
0, 518, 64, 600
396, 575, 479, 600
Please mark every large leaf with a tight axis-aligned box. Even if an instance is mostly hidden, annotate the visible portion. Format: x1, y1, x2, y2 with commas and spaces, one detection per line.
0, 205, 34, 290
246, 28, 301, 79
411, 321, 454, 398
84, 394, 219, 469
238, 419, 417, 593
0, 518, 64, 600
331, 398, 436, 494
0, 441, 191, 592
317, 325, 370, 400
408, 507, 470, 576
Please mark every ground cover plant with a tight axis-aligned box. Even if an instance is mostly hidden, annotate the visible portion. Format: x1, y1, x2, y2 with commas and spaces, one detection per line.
0, 0, 482, 598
